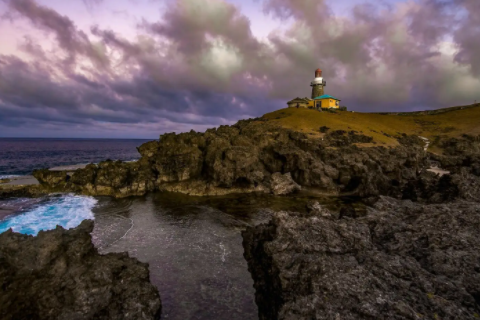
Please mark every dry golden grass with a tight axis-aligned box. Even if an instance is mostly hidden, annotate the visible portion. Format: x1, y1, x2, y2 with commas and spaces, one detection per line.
261, 105, 480, 149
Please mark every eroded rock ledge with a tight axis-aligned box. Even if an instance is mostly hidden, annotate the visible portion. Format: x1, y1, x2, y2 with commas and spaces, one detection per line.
0, 220, 162, 320
29, 120, 430, 198
21, 119, 480, 203
242, 197, 480, 319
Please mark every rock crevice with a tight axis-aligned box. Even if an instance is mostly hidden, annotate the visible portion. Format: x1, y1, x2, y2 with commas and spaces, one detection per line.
242, 197, 480, 319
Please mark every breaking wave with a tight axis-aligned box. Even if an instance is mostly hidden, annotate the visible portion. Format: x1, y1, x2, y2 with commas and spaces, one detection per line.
0, 194, 97, 235
0, 175, 21, 179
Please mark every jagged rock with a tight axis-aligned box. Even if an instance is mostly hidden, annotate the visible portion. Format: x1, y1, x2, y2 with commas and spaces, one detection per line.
243, 197, 480, 320
270, 172, 301, 195
339, 204, 357, 218
306, 201, 336, 218
30, 118, 480, 202
0, 184, 46, 199
0, 220, 162, 320
33, 169, 68, 185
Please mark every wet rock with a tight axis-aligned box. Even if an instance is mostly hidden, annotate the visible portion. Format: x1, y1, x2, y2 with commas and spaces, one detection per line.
0, 220, 162, 320
243, 197, 480, 320
270, 172, 301, 195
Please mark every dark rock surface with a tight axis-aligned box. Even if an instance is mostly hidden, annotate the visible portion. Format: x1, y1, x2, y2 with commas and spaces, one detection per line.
404, 134, 480, 203
0, 220, 162, 320
270, 172, 301, 195
0, 184, 46, 199
31, 119, 438, 200
243, 196, 480, 319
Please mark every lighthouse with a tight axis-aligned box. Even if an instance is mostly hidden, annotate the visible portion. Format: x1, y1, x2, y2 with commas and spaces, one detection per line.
310, 68, 326, 99
286, 68, 341, 110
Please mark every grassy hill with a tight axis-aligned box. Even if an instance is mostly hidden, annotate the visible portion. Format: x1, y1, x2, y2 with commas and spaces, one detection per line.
261, 104, 480, 151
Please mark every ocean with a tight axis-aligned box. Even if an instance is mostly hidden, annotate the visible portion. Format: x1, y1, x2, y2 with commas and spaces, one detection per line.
0, 138, 150, 177
0, 136, 259, 318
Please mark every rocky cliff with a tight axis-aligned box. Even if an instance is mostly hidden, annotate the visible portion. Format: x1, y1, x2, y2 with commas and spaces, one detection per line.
31, 116, 480, 204
0, 220, 162, 320
242, 197, 480, 319
31, 118, 457, 201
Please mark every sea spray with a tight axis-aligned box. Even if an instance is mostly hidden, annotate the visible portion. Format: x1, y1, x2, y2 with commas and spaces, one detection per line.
0, 194, 97, 235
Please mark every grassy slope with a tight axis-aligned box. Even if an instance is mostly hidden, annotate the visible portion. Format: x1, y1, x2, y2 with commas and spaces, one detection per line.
261, 105, 480, 150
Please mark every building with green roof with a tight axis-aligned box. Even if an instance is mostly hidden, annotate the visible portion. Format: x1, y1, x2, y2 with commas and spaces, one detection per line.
287, 69, 342, 110
313, 94, 341, 109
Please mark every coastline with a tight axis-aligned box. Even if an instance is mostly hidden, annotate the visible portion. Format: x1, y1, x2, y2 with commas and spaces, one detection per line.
2, 106, 480, 319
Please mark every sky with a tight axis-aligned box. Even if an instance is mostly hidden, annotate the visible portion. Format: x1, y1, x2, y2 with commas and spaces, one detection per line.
0, 0, 479, 138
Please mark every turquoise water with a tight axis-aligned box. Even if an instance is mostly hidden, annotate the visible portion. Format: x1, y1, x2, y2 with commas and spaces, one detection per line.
0, 194, 97, 235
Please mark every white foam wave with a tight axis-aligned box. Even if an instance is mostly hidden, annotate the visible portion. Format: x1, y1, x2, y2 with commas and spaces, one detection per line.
0, 175, 21, 179
0, 194, 97, 235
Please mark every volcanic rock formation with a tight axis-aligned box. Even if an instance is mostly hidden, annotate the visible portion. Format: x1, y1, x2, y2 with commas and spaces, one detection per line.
242, 197, 480, 319
0, 220, 162, 320
32, 119, 451, 201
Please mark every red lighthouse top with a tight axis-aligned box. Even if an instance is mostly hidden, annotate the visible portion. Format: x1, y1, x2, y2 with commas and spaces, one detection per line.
315, 68, 322, 78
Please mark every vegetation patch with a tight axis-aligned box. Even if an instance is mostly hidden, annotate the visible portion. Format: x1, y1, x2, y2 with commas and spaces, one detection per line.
261, 104, 480, 151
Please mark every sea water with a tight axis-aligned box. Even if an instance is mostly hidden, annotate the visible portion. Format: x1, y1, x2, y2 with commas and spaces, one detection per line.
0, 138, 149, 177
0, 194, 97, 235
0, 190, 359, 319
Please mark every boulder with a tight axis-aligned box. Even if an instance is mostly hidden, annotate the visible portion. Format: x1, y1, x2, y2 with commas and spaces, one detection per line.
306, 201, 336, 218
0, 220, 162, 320
270, 172, 301, 195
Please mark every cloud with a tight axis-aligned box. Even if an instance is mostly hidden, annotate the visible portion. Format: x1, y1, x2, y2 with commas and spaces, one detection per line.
83, 0, 104, 11
453, 0, 480, 77
0, 0, 479, 138
5, 0, 109, 67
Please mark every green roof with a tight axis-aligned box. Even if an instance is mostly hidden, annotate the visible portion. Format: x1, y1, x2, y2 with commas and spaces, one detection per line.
313, 94, 341, 101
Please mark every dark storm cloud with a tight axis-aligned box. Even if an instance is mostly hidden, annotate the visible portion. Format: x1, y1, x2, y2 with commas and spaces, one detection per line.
0, 0, 479, 137
454, 0, 480, 76
258, 0, 480, 110
5, 0, 109, 67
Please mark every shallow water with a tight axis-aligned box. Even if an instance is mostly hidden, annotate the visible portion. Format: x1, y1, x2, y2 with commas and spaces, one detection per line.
0, 191, 361, 319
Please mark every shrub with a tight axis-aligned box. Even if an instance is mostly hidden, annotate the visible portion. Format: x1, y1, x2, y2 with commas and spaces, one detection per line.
319, 126, 330, 133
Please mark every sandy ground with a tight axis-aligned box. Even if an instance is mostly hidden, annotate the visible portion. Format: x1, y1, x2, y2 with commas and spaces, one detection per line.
2, 175, 39, 186
49, 164, 88, 171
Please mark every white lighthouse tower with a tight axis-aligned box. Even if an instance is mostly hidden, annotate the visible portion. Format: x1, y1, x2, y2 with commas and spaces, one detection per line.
311, 68, 326, 99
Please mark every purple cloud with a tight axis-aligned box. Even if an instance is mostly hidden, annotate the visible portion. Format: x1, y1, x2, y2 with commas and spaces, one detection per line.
0, 0, 479, 138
